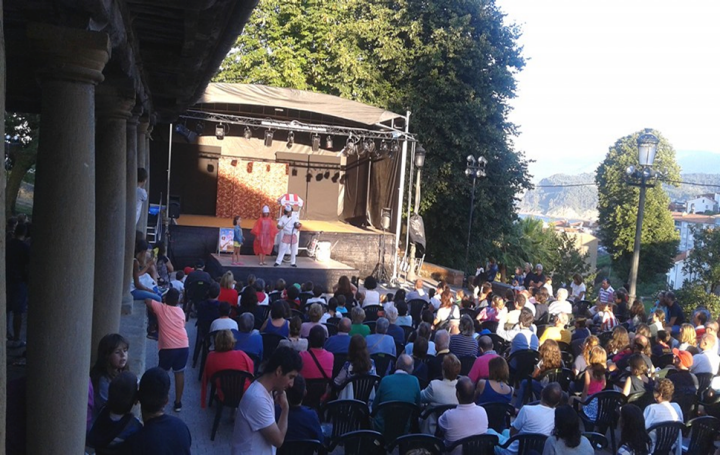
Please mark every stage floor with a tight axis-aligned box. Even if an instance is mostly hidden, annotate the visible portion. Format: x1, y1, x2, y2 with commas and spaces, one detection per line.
211, 253, 355, 271
177, 214, 378, 235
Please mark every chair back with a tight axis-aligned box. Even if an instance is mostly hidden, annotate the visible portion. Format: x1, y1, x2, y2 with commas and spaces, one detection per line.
685, 416, 720, 455
536, 368, 573, 393
458, 355, 476, 376
501, 433, 548, 455
260, 333, 286, 361
582, 390, 626, 427
277, 439, 325, 455
598, 331, 613, 348
326, 316, 341, 325
535, 324, 548, 340
479, 402, 514, 433
363, 305, 383, 322
291, 308, 305, 320
696, 372, 714, 396
560, 351, 575, 368
341, 374, 380, 403
370, 353, 396, 378
328, 430, 386, 455
507, 349, 539, 388
372, 401, 420, 445
673, 392, 698, 422
253, 306, 272, 330
401, 325, 415, 343
460, 308, 478, 320
647, 421, 685, 455
449, 434, 498, 455
651, 354, 674, 369
407, 299, 427, 326
391, 434, 444, 455
304, 378, 330, 410
321, 400, 370, 443
480, 320, 499, 333
268, 291, 282, 303
364, 321, 376, 334
186, 280, 210, 303
209, 370, 254, 407
331, 353, 348, 379
582, 432, 608, 450
575, 300, 592, 317
556, 341, 571, 352
299, 292, 313, 306
488, 333, 509, 355
324, 323, 338, 336
627, 390, 655, 410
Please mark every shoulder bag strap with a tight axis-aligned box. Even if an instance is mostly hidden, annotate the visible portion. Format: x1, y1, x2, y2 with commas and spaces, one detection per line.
307, 349, 330, 381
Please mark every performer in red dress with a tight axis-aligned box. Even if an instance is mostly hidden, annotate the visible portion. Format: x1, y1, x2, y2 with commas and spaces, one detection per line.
250, 205, 278, 265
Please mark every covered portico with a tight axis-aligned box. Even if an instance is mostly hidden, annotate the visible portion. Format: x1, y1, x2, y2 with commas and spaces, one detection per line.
1, 0, 257, 452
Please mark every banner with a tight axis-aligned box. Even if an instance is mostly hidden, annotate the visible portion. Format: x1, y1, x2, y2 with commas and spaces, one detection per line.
218, 228, 234, 253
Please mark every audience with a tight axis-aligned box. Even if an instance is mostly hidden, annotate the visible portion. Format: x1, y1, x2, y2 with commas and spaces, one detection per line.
260, 301, 290, 337
365, 317, 397, 356
298, 325, 334, 380
90, 334, 130, 420
618, 404, 651, 455
539, 313, 571, 345
201, 330, 254, 408
438, 376, 489, 455
548, 289, 572, 316
468, 335, 499, 383
396, 300, 413, 327
86, 371, 142, 454
405, 323, 437, 356
384, 306, 406, 345
448, 315, 478, 357
334, 335, 376, 399
691, 334, 719, 375
542, 405, 594, 454
276, 374, 324, 444
372, 354, 422, 434
643, 379, 683, 454
349, 307, 370, 337
667, 348, 697, 398
474, 357, 514, 404
324, 317, 352, 354
209, 302, 238, 333
427, 329, 451, 381
279, 316, 308, 352
299, 303, 328, 338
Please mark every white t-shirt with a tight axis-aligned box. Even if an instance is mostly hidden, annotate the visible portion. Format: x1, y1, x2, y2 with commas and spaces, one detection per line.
170, 279, 184, 293
232, 381, 276, 455
570, 282, 586, 299
438, 404, 488, 455
210, 317, 239, 333
135, 186, 147, 224
363, 289, 380, 306
644, 402, 683, 455
508, 404, 556, 452
691, 351, 720, 375
548, 300, 572, 316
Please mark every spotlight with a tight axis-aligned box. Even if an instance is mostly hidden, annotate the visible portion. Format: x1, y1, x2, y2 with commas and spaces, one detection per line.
381, 208, 392, 230
312, 134, 321, 152
331, 172, 340, 183
243, 126, 252, 140
414, 144, 426, 168
264, 130, 274, 147
292, 168, 298, 176
174, 123, 197, 143
363, 139, 377, 157
388, 140, 400, 159
194, 121, 205, 136
215, 123, 226, 140
341, 137, 356, 156
324, 171, 330, 179
325, 136, 333, 149
306, 172, 313, 183
380, 140, 389, 154
286, 131, 295, 149
315, 173, 323, 182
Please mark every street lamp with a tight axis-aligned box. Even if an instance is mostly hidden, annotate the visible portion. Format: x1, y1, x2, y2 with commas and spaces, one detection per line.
626, 128, 660, 302
407, 143, 426, 282
464, 155, 487, 277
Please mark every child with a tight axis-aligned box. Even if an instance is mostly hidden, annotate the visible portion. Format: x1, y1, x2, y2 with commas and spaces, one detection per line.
232, 215, 244, 265
170, 270, 185, 294
649, 309, 665, 338
652, 331, 672, 357
396, 300, 412, 327
592, 301, 618, 332
622, 353, 653, 397
276, 374, 324, 444
477, 295, 506, 322
335, 295, 348, 315
90, 334, 130, 420
576, 346, 607, 420
144, 288, 189, 412
693, 311, 707, 342
279, 316, 309, 351
154, 242, 173, 286
572, 318, 591, 342
86, 371, 143, 453
321, 298, 338, 323
628, 299, 646, 330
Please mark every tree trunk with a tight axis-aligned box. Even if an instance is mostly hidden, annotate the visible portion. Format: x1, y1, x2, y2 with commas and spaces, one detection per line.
5, 151, 36, 218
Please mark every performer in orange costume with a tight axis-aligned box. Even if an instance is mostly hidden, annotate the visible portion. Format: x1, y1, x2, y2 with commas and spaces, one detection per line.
250, 205, 278, 265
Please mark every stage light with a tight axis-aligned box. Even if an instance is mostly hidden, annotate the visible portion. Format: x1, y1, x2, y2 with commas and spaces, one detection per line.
306, 172, 313, 182
286, 131, 295, 149
324, 171, 330, 179
380, 140, 389, 154
340, 137, 356, 156
264, 130, 274, 147
243, 126, 252, 140
292, 168, 298, 176
316, 173, 323, 182
326, 136, 333, 149
388, 140, 400, 159
331, 172, 340, 183
174, 123, 197, 143
381, 208, 392, 231
194, 121, 205, 136
215, 123, 226, 140
312, 134, 321, 152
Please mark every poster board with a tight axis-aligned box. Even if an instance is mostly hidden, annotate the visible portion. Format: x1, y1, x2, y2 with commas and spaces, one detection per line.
218, 228, 234, 253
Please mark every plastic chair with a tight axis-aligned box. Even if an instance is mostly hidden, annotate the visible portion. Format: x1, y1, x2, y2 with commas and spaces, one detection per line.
326, 316, 341, 325
331, 353, 348, 379
370, 353, 396, 378
488, 333, 509, 355
458, 355, 477, 376
598, 331, 613, 348
364, 321, 376, 334
419, 404, 457, 437
507, 349, 539, 405
673, 392, 699, 422
401, 325, 415, 343
335, 374, 380, 403
583, 431, 608, 450
447, 434, 499, 455
304, 378, 330, 411
683, 416, 720, 455
370, 401, 420, 445
208, 370, 254, 440
480, 320, 499, 333
695, 373, 714, 397
627, 390, 655, 410
479, 402, 514, 433
535, 368, 573, 394
327, 430, 386, 455
390, 434, 445, 455
499, 433, 548, 455
197, 330, 218, 380
647, 421, 685, 455
407, 299, 428, 326
319, 400, 370, 444
324, 322, 338, 336
363, 305, 383, 322
277, 439, 326, 455
260, 333, 287, 362
291, 308, 305, 321
253, 306, 272, 330
651, 354, 674, 369
577, 390, 626, 454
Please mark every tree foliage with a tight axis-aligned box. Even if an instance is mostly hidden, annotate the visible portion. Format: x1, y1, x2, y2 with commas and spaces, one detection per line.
683, 226, 720, 292
595, 130, 680, 284
4, 112, 39, 217
215, 0, 531, 271
676, 282, 720, 321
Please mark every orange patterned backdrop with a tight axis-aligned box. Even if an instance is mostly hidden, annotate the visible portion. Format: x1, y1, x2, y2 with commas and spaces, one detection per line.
216, 157, 289, 219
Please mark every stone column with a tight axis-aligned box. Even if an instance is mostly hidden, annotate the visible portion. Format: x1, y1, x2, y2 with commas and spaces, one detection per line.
0, 0, 7, 442
121, 113, 140, 314
91, 85, 135, 358
25, 24, 109, 454
136, 119, 150, 236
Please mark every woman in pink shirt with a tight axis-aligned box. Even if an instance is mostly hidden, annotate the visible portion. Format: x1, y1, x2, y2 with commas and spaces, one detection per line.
299, 325, 334, 380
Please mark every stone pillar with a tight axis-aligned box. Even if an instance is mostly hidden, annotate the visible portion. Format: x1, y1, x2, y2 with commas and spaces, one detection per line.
91, 85, 135, 358
25, 24, 109, 454
0, 0, 7, 443
121, 114, 140, 314
136, 119, 150, 236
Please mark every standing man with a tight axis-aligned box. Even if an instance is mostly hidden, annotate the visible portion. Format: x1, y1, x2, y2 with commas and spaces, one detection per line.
275, 205, 301, 268
232, 346, 302, 455
597, 278, 615, 305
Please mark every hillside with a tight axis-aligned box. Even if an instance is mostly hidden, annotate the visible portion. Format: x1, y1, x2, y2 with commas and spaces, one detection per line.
519, 172, 720, 221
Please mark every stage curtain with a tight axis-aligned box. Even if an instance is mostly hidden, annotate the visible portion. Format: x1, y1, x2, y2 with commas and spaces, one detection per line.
216, 157, 289, 220
368, 154, 401, 232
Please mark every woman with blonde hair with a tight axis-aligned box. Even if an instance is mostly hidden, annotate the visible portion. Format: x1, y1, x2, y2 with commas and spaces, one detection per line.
574, 335, 599, 377
218, 271, 239, 307
200, 329, 254, 407
677, 323, 696, 351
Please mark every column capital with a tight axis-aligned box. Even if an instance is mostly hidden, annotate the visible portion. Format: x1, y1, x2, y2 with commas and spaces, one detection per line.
137, 117, 151, 135
28, 23, 110, 85
96, 85, 136, 120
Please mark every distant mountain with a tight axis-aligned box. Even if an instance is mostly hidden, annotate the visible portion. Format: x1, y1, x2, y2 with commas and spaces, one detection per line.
677, 151, 720, 174
518, 172, 720, 221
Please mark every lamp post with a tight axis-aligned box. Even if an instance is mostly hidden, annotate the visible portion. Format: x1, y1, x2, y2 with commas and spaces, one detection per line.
626, 128, 660, 302
406, 143, 426, 282
464, 155, 487, 277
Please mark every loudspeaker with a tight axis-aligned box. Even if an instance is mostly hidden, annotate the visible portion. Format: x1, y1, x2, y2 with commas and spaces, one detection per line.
169, 195, 181, 219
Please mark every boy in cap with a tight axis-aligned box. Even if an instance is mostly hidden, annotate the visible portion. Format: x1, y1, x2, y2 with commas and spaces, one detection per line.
275, 204, 302, 267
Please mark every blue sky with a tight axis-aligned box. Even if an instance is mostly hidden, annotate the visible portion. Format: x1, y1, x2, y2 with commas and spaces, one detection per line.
496, 1, 720, 181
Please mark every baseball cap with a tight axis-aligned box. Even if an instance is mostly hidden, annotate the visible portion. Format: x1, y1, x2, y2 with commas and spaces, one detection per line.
262, 205, 270, 213
183, 266, 193, 275
672, 348, 693, 369
195, 259, 205, 269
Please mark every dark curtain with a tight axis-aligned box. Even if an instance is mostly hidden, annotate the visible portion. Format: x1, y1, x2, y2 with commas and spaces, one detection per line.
342, 156, 369, 226
368, 154, 401, 232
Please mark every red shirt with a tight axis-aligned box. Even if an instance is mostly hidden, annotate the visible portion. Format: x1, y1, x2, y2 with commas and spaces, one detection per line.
468, 353, 500, 383
201, 350, 254, 407
218, 288, 239, 307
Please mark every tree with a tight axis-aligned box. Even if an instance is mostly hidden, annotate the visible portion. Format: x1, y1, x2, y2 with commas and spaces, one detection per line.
215, 0, 531, 271
551, 231, 591, 292
595, 130, 680, 285
683, 226, 720, 292
4, 112, 39, 218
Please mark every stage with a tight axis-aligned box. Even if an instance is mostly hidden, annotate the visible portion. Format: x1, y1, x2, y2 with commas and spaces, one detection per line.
208, 253, 359, 289
168, 214, 395, 283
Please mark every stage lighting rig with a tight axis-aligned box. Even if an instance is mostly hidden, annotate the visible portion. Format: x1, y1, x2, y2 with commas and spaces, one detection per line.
286, 131, 295, 149
264, 130, 274, 147
243, 126, 252, 140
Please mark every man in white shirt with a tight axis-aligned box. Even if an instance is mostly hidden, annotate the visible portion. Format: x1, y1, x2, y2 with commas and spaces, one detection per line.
274, 205, 302, 267
548, 288, 572, 316
597, 278, 615, 305
232, 347, 302, 455
496, 382, 562, 455
210, 302, 239, 333
438, 376, 488, 455
691, 334, 720, 375
406, 279, 429, 302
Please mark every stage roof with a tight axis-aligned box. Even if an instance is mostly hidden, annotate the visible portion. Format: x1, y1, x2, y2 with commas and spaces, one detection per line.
199, 83, 404, 126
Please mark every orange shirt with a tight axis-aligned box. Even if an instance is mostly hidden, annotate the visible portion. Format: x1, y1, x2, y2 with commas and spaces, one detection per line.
150, 300, 189, 350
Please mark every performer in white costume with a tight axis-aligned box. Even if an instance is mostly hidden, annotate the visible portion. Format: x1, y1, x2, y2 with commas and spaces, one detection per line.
274, 204, 302, 267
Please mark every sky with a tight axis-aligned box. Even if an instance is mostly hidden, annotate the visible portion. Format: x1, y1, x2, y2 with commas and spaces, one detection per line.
495, 1, 720, 181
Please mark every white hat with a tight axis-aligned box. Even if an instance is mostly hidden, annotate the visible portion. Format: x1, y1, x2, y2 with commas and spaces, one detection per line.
284, 204, 292, 212
262, 205, 270, 213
